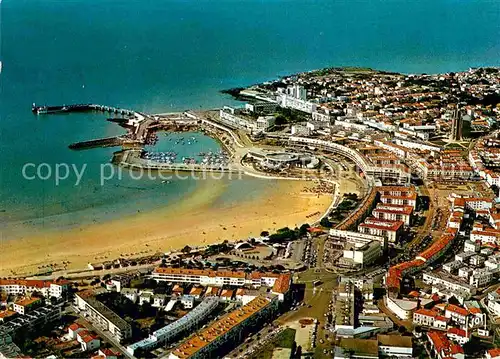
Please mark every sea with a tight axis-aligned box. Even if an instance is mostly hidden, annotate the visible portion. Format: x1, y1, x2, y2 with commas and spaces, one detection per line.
1, 0, 499, 237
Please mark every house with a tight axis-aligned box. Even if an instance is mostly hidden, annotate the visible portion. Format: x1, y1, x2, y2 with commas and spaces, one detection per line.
0, 310, 17, 323
68, 322, 85, 339
77, 330, 101, 352
486, 348, 500, 359
445, 304, 468, 326
220, 289, 234, 301
413, 308, 449, 330
139, 291, 153, 306
180, 295, 195, 309
189, 287, 204, 299
427, 331, 465, 359
152, 294, 167, 308
97, 348, 121, 359
172, 285, 184, 296
446, 327, 470, 345
120, 288, 138, 303
12, 297, 42, 315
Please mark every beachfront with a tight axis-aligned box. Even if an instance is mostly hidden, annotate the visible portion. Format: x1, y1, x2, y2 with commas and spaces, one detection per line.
0, 177, 365, 277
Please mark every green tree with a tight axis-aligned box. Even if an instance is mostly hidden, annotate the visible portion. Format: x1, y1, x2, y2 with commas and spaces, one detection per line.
320, 217, 332, 228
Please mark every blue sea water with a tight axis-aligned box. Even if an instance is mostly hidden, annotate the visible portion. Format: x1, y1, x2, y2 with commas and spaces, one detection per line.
0, 0, 499, 235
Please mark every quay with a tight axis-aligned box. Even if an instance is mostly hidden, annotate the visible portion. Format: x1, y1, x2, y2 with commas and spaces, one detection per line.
114, 150, 239, 174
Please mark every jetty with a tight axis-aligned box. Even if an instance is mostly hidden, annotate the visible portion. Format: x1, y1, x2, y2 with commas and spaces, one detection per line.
69, 136, 126, 150
32, 103, 136, 116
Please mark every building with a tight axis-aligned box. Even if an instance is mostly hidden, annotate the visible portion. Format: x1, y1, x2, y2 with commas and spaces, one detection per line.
329, 229, 387, 248
358, 219, 404, 244
486, 348, 500, 359
422, 271, 476, 298
127, 297, 219, 355
413, 308, 448, 330
342, 240, 381, 267
0, 279, 69, 299
169, 296, 278, 359
150, 268, 291, 301
333, 338, 379, 359
77, 330, 100, 352
120, 288, 138, 303
74, 291, 132, 342
385, 297, 431, 320
445, 304, 469, 327
372, 204, 413, 226
12, 297, 42, 315
377, 334, 413, 358
0, 306, 62, 337
427, 331, 464, 359
68, 323, 85, 339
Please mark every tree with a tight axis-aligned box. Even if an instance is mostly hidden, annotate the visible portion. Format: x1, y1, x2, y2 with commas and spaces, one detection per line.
299, 223, 310, 236
260, 231, 269, 237
274, 115, 287, 126
320, 217, 332, 228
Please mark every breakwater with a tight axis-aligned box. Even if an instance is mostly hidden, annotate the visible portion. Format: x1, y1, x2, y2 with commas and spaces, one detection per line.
32, 103, 136, 116
69, 136, 125, 150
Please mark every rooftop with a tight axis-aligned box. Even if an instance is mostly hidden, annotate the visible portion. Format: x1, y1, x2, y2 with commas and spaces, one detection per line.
171, 296, 272, 359
377, 334, 412, 348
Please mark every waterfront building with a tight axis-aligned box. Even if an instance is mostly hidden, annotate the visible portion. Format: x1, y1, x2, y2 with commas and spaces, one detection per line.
244, 102, 278, 114
150, 268, 291, 301
0, 279, 69, 299
329, 229, 387, 248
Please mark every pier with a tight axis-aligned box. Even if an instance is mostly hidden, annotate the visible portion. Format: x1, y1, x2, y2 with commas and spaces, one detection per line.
69, 136, 126, 150
32, 103, 136, 116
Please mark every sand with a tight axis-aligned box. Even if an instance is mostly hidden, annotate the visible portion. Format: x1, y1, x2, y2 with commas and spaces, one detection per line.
0, 179, 334, 277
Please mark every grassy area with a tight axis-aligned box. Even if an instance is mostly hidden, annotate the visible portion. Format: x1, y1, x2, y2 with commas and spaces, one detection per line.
275, 328, 297, 349
250, 329, 297, 359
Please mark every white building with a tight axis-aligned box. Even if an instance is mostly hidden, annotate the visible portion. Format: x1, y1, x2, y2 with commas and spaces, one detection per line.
342, 240, 381, 267
377, 335, 413, 358
0, 279, 69, 299
127, 297, 219, 356
469, 268, 493, 288
422, 271, 477, 297
74, 292, 132, 342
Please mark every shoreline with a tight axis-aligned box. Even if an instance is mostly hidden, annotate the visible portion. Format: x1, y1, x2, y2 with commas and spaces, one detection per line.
0, 178, 339, 277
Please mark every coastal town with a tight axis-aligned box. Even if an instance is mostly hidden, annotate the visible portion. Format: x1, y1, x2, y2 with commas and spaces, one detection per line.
3, 66, 500, 359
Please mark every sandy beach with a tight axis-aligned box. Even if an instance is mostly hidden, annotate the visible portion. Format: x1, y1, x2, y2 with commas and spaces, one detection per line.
0, 178, 336, 277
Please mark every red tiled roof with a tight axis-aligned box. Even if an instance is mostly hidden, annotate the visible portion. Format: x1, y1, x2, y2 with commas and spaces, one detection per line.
414, 308, 438, 318
447, 327, 468, 338
446, 304, 468, 317
488, 348, 500, 358
68, 323, 83, 331
272, 273, 291, 294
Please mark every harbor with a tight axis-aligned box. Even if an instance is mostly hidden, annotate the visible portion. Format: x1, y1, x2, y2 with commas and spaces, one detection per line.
33, 102, 238, 173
